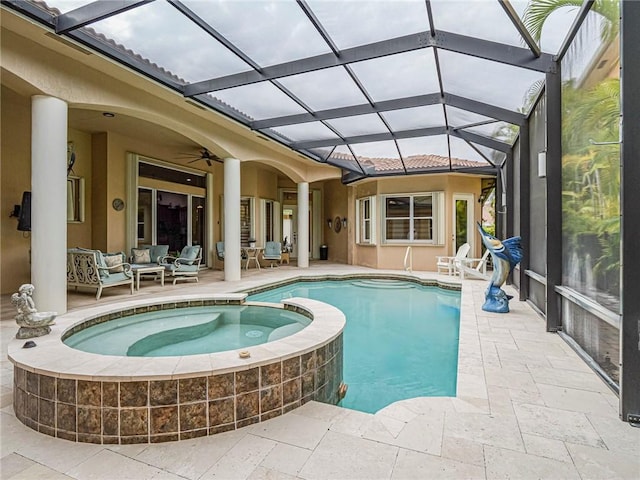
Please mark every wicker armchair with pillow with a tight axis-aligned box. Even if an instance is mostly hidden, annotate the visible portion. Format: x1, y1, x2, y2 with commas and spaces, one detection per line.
160, 245, 202, 284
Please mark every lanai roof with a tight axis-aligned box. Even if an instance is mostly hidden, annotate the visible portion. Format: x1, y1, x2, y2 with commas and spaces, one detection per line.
3, 0, 587, 182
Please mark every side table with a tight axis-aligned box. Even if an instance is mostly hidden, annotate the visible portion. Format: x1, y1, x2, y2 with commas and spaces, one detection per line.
130, 264, 165, 290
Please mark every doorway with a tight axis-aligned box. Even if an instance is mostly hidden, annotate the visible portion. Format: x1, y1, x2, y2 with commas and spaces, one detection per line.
452, 193, 474, 254
282, 206, 297, 257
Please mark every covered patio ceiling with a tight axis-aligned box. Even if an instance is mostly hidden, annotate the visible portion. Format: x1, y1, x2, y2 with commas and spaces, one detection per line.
4, 0, 583, 182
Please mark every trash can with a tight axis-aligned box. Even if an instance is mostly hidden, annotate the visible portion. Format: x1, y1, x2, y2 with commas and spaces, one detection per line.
320, 244, 328, 260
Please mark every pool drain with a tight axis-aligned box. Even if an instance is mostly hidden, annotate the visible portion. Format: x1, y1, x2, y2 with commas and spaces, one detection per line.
245, 330, 264, 338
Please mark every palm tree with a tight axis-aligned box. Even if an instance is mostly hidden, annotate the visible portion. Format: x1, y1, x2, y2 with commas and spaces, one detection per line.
524, 0, 621, 299
523, 0, 619, 45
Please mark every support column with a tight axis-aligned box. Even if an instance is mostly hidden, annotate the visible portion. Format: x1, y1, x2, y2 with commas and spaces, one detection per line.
620, 0, 640, 423
545, 69, 562, 332
505, 155, 514, 240
206, 173, 215, 268
297, 182, 309, 268
495, 167, 504, 240
518, 126, 531, 302
31, 95, 67, 314
223, 157, 241, 281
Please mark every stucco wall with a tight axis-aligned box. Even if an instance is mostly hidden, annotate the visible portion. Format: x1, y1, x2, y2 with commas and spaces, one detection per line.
1, 86, 32, 293
67, 128, 92, 249
323, 179, 349, 263
1, 89, 93, 294
348, 174, 485, 272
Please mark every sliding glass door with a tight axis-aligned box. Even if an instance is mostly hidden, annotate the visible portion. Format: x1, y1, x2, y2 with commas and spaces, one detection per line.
130, 158, 210, 267
137, 187, 206, 262
157, 190, 188, 252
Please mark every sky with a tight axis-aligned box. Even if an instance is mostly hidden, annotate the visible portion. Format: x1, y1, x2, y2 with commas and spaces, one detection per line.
43, 0, 593, 161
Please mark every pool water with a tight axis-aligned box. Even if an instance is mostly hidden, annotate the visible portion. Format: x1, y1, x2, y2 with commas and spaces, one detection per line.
64, 305, 311, 357
249, 279, 460, 413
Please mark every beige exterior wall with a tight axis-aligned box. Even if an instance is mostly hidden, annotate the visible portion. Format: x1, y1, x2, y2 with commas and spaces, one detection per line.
1, 86, 32, 292
343, 174, 485, 271
323, 179, 349, 263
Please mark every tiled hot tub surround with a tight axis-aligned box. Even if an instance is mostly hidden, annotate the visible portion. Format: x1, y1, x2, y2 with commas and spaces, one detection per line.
9, 294, 344, 444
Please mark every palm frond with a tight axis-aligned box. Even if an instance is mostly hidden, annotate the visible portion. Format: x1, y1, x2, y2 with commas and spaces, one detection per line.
523, 0, 584, 42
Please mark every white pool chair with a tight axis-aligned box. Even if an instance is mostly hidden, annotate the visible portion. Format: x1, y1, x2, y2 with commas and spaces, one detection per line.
436, 243, 470, 275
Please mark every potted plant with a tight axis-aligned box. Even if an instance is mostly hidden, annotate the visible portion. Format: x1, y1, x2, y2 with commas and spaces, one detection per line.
248, 238, 256, 248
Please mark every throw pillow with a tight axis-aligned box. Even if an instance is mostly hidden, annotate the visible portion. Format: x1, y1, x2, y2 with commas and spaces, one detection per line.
104, 254, 124, 272
132, 248, 151, 264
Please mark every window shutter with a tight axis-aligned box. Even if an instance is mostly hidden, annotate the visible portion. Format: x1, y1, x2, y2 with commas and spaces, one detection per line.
435, 192, 445, 245
274, 201, 281, 241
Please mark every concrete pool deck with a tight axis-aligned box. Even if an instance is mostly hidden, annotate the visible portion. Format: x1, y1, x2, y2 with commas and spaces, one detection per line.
1, 263, 639, 479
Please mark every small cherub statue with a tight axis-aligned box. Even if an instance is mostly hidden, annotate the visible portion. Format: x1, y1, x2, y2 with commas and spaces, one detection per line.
11, 284, 57, 339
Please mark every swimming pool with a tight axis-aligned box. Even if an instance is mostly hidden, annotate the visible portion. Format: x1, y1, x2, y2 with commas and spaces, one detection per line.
63, 305, 311, 356
249, 278, 460, 413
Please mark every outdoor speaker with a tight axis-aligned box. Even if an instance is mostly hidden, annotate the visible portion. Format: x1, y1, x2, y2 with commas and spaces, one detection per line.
17, 191, 31, 232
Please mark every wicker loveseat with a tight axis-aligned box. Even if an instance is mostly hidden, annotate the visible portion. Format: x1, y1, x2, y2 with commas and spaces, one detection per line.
67, 248, 134, 300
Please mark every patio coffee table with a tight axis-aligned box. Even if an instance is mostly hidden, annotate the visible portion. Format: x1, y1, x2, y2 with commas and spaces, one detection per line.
130, 264, 165, 290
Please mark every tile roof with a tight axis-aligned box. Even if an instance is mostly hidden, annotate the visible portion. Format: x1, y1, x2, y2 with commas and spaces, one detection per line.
329, 152, 487, 172
34, 1, 250, 120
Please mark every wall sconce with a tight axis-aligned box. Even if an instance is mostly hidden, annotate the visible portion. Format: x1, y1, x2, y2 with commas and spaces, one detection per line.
327, 218, 333, 229
342, 217, 347, 228
538, 151, 546, 178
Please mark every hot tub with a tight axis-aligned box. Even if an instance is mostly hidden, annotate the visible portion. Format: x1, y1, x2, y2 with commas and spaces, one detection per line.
63, 304, 312, 357
8, 293, 344, 444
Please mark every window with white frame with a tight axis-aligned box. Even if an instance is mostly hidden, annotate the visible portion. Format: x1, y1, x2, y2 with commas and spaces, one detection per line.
356, 196, 376, 244
383, 193, 444, 243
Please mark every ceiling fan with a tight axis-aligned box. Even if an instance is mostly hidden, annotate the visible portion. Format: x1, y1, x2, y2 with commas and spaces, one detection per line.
177, 147, 222, 167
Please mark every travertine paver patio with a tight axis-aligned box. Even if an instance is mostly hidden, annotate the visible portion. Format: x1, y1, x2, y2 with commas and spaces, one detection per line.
1, 264, 638, 479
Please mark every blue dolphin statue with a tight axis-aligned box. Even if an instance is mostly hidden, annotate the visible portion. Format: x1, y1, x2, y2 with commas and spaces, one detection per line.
477, 223, 523, 313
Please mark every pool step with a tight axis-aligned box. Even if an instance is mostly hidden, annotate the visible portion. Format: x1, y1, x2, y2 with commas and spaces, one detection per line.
351, 279, 416, 289
127, 313, 222, 356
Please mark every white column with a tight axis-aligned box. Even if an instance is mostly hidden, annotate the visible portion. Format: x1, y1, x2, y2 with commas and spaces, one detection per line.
206, 172, 215, 267
31, 95, 68, 314
224, 157, 241, 281
297, 181, 309, 268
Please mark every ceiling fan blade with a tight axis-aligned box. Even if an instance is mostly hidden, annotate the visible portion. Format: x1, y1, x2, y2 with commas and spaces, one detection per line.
206, 159, 212, 167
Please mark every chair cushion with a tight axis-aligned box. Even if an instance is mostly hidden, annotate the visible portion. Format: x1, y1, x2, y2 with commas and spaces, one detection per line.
132, 248, 151, 264
164, 263, 199, 273
94, 251, 110, 278
149, 245, 169, 263
179, 246, 200, 265
102, 272, 132, 284
264, 242, 282, 257
263, 242, 282, 261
